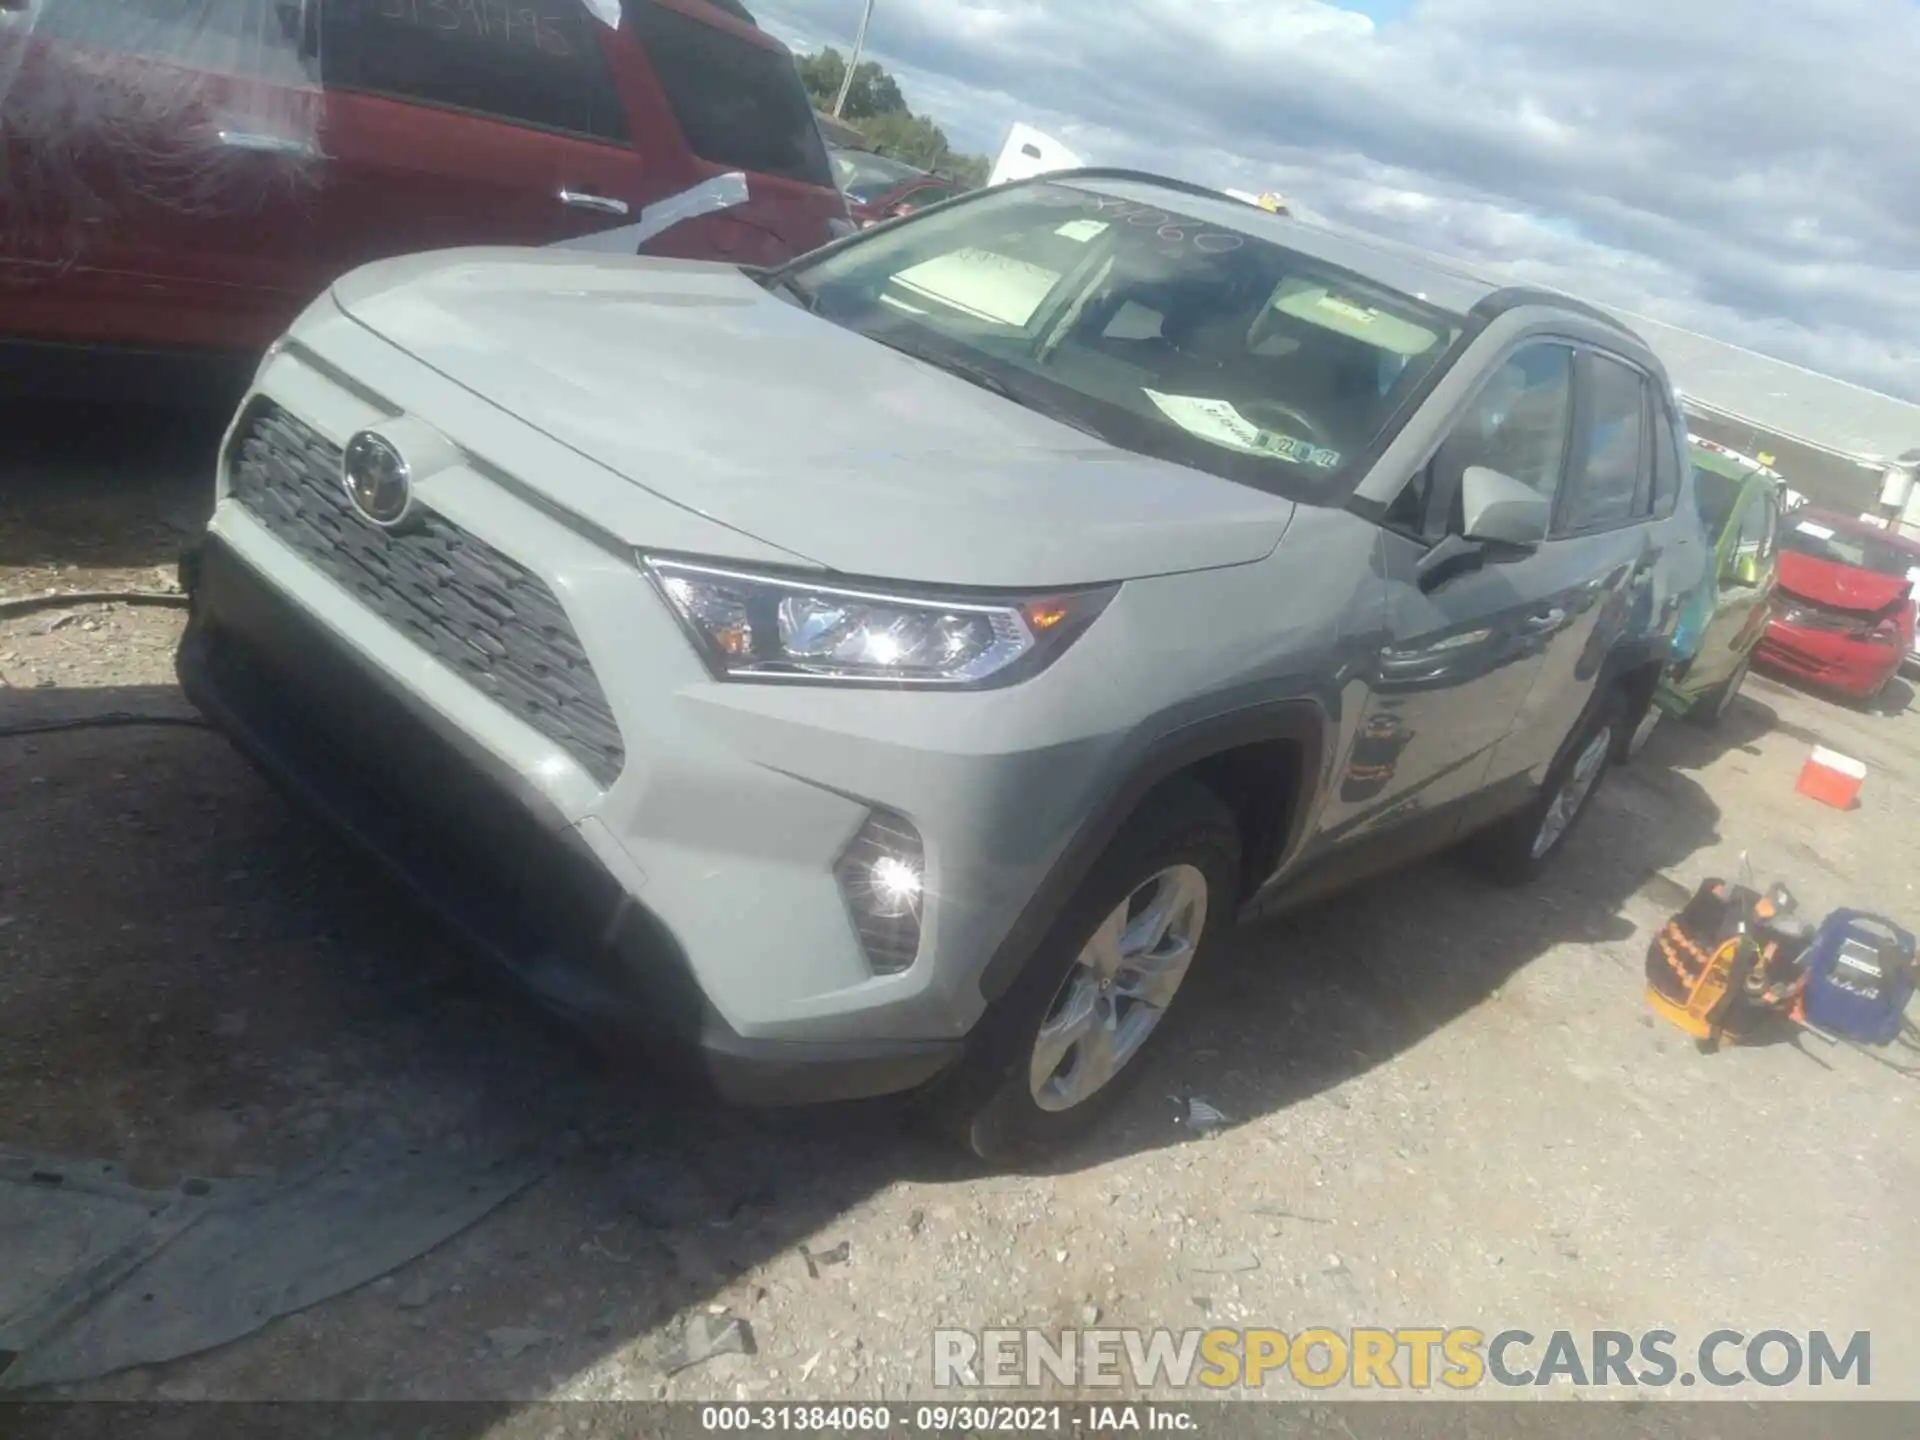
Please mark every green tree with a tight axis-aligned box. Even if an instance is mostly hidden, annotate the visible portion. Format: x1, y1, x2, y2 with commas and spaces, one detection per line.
796, 47, 990, 190
862, 113, 989, 188
795, 46, 906, 121
943, 151, 990, 189
858, 111, 949, 170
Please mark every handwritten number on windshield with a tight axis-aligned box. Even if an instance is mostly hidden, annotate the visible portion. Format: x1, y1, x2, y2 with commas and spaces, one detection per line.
1037, 187, 1244, 254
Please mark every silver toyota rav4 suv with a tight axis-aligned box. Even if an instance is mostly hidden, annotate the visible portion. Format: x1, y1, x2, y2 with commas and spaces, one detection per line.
177, 171, 1708, 1162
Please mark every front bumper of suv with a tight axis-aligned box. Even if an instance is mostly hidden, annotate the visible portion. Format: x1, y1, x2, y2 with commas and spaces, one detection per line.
177, 533, 964, 1105
169, 319, 1159, 1105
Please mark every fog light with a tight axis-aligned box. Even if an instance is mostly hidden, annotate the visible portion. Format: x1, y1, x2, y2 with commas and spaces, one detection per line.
835, 812, 925, 974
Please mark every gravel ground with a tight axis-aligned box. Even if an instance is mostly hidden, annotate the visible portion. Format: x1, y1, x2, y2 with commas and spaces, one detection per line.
4, 401, 1917, 1413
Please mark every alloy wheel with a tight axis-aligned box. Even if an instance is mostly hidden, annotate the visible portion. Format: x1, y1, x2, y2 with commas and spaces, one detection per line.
1532, 725, 1613, 860
1714, 657, 1750, 721
1629, 704, 1662, 755
1028, 865, 1209, 1113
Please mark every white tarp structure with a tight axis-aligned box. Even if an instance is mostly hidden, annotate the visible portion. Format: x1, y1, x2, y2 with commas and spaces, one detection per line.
987, 122, 1081, 188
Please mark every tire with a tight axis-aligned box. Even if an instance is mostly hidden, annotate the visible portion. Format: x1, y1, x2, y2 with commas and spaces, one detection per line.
914, 778, 1240, 1168
1687, 654, 1750, 728
1470, 689, 1624, 888
1626, 699, 1663, 757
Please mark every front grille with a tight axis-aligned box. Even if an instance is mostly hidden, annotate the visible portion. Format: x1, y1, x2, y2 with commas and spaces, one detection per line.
226, 401, 627, 786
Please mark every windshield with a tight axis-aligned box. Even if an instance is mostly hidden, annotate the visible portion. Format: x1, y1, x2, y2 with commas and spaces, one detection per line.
829, 150, 928, 203
782, 181, 1465, 498
1781, 515, 1918, 577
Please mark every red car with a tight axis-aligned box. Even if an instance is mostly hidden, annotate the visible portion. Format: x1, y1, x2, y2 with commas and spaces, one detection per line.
1757, 508, 1920, 700
1, 0, 851, 378
827, 147, 961, 227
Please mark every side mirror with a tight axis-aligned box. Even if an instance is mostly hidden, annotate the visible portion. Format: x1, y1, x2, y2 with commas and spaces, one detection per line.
1460, 466, 1549, 549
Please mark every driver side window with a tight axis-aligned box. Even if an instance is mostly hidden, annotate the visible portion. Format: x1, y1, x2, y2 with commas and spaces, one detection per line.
1465, 344, 1576, 501
1387, 341, 1573, 535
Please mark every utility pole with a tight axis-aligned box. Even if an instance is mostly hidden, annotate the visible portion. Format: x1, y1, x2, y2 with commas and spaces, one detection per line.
832, 0, 876, 118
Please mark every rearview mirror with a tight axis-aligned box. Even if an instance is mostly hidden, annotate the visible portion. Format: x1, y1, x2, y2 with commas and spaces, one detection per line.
1460, 466, 1549, 549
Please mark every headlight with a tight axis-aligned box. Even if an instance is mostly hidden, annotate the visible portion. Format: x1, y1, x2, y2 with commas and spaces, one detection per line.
643, 557, 1115, 687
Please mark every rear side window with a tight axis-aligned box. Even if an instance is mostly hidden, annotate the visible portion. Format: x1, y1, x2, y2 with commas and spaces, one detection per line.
1735, 488, 1777, 564
1649, 395, 1683, 517
624, 0, 833, 187
1559, 355, 1647, 534
29, 0, 320, 84
1692, 467, 1743, 540
322, 0, 631, 143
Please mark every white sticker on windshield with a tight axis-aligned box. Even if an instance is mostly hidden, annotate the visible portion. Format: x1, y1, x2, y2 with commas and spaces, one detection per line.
1142, 390, 1342, 469
1055, 219, 1109, 242
1796, 520, 1837, 540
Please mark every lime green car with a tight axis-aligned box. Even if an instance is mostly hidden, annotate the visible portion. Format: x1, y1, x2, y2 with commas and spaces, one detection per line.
1638, 438, 1784, 742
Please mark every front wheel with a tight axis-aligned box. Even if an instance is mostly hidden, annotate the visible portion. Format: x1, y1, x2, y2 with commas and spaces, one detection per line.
1470, 692, 1622, 887
916, 778, 1240, 1167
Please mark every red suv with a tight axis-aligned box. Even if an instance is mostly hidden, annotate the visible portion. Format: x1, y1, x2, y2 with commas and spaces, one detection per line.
1, 0, 851, 367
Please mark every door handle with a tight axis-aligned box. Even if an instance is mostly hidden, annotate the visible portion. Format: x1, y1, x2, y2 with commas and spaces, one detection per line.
216, 129, 320, 159
559, 190, 629, 217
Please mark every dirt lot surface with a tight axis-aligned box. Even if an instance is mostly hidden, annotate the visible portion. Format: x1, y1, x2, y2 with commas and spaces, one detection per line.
4, 401, 1918, 1412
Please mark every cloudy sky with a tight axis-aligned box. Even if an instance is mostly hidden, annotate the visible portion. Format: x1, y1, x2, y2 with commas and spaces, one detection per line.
755, 0, 1920, 406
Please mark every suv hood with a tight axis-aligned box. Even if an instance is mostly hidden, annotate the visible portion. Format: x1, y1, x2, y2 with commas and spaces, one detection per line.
328, 250, 1296, 588
1778, 551, 1913, 615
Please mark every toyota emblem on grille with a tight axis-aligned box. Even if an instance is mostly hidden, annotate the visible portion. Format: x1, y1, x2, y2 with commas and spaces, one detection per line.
341, 430, 413, 527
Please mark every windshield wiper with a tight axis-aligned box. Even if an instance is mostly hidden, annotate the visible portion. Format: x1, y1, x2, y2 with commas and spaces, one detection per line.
867, 336, 1109, 441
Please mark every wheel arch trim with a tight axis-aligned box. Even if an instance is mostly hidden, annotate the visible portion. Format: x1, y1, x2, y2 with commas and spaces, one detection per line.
976, 697, 1329, 1002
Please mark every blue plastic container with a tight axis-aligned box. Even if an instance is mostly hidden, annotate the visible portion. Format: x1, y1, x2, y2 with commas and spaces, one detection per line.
1800, 910, 1917, 1045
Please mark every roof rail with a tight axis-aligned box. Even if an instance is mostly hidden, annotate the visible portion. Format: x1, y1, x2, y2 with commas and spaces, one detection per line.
1482, 286, 1641, 340
1004, 167, 1244, 207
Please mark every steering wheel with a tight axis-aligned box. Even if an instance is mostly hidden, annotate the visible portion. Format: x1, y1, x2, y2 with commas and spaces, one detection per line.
1237, 398, 1338, 451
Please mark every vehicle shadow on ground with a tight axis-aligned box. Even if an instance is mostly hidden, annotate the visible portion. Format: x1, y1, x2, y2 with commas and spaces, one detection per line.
4, 674, 1724, 1403
1649, 688, 1825, 770
1048, 740, 1725, 1175
1750, 663, 1916, 722
0, 402, 221, 575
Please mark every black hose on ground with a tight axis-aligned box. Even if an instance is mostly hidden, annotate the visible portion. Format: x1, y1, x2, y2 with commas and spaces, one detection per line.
0, 590, 189, 619
0, 713, 213, 740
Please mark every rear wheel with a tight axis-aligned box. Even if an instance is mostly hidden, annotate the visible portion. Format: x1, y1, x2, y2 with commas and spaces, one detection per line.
916, 779, 1239, 1167
1687, 654, 1750, 728
1471, 691, 1622, 887
1627, 700, 1664, 756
